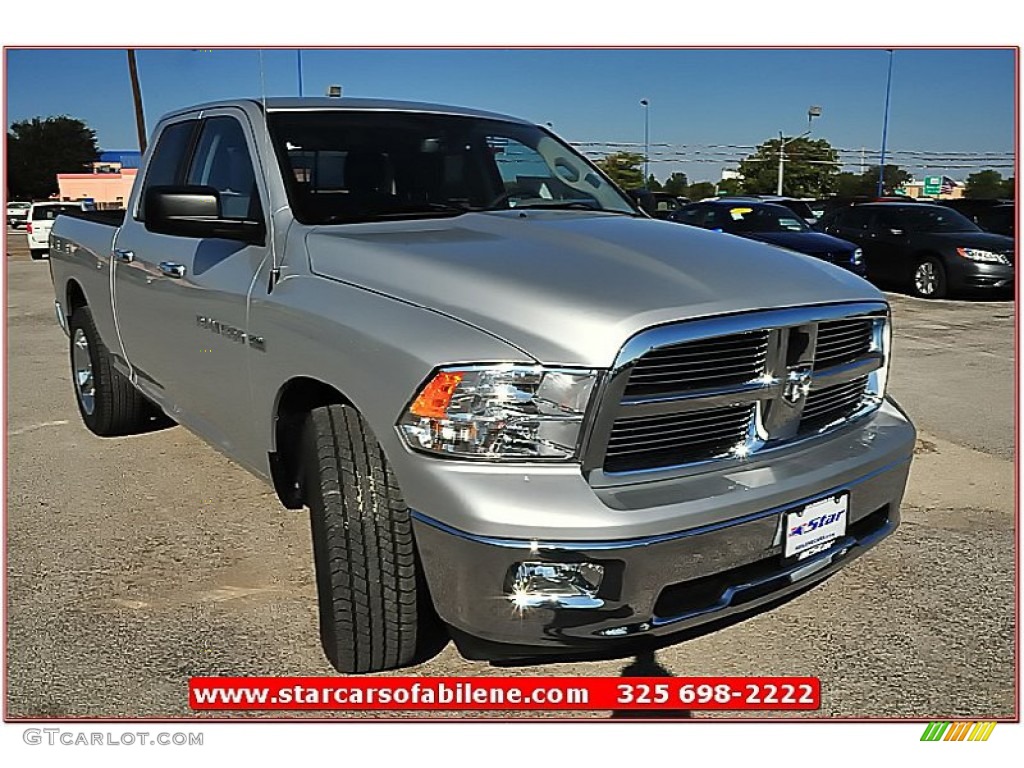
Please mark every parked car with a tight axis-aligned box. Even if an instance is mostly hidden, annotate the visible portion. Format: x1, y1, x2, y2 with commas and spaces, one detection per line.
7, 200, 31, 229
755, 196, 819, 225
627, 189, 688, 219
668, 200, 865, 274
818, 202, 1014, 298
49, 97, 914, 673
938, 199, 1015, 238
26, 200, 94, 259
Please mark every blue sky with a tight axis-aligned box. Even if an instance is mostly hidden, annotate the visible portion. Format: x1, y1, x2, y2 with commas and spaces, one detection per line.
5, 47, 1016, 183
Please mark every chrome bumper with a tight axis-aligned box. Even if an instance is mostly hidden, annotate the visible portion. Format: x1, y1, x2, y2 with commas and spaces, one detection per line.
413, 452, 911, 654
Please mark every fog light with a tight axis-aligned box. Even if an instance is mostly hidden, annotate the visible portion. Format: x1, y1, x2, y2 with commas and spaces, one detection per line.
507, 561, 604, 609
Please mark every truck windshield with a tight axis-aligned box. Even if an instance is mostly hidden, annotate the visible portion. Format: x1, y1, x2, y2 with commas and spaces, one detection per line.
267, 111, 638, 224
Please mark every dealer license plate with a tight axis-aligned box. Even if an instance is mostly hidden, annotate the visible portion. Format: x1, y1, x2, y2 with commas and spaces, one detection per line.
784, 493, 849, 560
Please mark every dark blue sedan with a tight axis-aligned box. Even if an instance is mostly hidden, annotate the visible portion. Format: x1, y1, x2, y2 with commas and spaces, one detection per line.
668, 200, 865, 275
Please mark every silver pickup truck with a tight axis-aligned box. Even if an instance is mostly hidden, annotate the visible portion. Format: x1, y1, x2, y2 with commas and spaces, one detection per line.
49, 98, 915, 673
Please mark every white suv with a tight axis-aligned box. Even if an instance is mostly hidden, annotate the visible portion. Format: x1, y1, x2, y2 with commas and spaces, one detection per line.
26, 201, 93, 259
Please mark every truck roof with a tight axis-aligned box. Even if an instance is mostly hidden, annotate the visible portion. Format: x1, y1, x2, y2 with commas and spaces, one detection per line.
161, 97, 533, 126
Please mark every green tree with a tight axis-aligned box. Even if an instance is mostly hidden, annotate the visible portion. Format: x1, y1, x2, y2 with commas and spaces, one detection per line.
717, 177, 744, 196
834, 165, 910, 197
1001, 176, 1015, 200
870, 164, 911, 196
7, 116, 99, 200
965, 169, 1005, 199
737, 137, 839, 197
687, 181, 717, 200
662, 172, 689, 196
594, 151, 645, 189
645, 174, 663, 192
835, 171, 866, 198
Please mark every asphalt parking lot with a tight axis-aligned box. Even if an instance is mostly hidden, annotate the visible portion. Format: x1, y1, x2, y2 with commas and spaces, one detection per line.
4, 228, 1016, 719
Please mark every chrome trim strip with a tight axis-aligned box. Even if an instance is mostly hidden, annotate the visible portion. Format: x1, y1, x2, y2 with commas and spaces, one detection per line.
409, 455, 910, 551
612, 302, 888, 371
53, 299, 69, 337
619, 378, 781, 415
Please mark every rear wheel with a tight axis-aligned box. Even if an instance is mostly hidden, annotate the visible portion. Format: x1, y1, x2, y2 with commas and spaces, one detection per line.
912, 257, 948, 299
30, 249, 46, 260
303, 403, 441, 673
68, 306, 155, 436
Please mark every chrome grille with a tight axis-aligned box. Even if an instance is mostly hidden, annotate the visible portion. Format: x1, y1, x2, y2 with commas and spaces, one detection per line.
604, 404, 754, 473
588, 303, 889, 481
800, 376, 869, 433
623, 330, 769, 399
813, 319, 872, 370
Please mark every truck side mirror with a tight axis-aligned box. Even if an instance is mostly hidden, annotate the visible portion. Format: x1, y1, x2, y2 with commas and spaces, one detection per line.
144, 185, 265, 245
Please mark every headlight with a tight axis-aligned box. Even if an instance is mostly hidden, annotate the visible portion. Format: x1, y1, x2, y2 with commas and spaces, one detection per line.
851, 248, 864, 266
870, 314, 891, 400
398, 365, 599, 460
957, 247, 1010, 265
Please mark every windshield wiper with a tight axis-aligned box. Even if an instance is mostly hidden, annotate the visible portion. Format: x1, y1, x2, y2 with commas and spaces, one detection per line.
323, 201, 474, 224
512, 201, 639, 215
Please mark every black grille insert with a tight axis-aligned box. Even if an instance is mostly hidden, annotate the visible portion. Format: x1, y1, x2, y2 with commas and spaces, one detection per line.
800, 376, 868, 433
813, 318, 872, 371
604, 403, 753, 473
624, 330, 769, 399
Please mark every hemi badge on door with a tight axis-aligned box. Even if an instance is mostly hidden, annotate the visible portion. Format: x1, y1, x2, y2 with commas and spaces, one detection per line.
197, 315, 266, 352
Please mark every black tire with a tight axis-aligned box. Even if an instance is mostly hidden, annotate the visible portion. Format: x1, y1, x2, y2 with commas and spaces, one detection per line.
303, 404, 439, 673
911, 256, 948, 299
30, 249, 47, 260
68, 306, 153, 436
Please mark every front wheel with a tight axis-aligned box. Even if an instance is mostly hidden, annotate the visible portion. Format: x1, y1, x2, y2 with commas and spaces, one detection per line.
303, 403, 442, 673
30, 249, 47, 260
912, 257, 948, 299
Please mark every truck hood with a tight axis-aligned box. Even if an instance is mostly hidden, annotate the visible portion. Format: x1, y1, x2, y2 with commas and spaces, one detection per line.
306, 211, 883, 368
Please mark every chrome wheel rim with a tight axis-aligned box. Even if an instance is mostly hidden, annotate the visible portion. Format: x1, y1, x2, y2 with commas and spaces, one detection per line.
72, 328, 96, 415
915, 262, 938, 296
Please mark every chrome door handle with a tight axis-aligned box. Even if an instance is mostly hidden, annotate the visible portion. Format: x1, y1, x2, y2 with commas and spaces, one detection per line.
158, 262, 187, 279
113, 248, 135, 263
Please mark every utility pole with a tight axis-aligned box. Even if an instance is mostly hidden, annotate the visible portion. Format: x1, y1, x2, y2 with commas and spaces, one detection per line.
776, 131, 787, 196
877, 49, 895, 197
297, 49, 304, 97
127, 49, 147, 153
640, 99, 650, 188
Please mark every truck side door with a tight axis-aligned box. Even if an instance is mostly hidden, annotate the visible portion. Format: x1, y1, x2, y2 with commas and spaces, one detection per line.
112, 109, 272, 470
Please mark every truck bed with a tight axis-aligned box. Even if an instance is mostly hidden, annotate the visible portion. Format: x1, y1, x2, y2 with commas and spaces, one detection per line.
60, 208, 126, 227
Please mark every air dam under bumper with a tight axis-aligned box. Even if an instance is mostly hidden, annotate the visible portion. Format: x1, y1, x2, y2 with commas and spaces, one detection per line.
411, 401, 914, 653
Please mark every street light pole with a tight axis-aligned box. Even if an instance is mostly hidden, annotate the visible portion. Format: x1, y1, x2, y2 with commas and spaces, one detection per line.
777, 106, 822, 196
297, 49, 304, 97
877, 49, 895, 197
127, 49, 147, 153
640, 99, 650, 188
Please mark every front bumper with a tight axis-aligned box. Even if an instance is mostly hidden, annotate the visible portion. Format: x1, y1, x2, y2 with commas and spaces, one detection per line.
411, 400, 914, 653
947, 259, 1014, 291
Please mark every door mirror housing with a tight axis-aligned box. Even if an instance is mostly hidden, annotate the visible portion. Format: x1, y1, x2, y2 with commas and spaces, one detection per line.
143, 186, 265, 245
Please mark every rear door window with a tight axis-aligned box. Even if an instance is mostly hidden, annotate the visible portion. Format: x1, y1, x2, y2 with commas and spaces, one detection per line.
837, 207, 872, 231
136, 119, 199, 220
